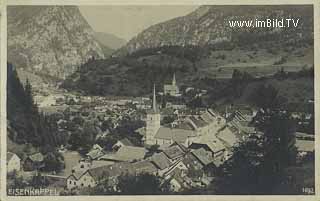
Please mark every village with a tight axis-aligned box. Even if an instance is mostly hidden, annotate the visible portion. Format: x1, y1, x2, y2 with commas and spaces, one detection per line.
7, 73, 315, 195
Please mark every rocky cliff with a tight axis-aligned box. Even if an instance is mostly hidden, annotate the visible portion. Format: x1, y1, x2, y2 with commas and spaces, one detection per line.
8, 6, 105, 80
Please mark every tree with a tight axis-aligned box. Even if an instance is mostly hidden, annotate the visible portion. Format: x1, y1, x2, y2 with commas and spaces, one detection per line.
212, 111, 297, 195
253, 84, 279, 109
262, 112, 297, 169
30, 173, 49, 188
43, 152, 65, 173
117, 173, 166, 195
211, 138, 264, 194
162, 116, 175, 125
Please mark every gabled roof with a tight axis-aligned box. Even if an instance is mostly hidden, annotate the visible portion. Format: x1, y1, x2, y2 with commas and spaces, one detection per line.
119, 138, 134, 146
191, 148, 213, 166
190, 138, 226, 154
28, 153, 44, 162
99, 146, 146, 162
88, 162, 133, 181
170, 142, 189, 152
7, 152, 19, 162
71, 168, 88, 180
212, 154, 225, 167
154, 126, 196, 143
86, 149, 105, 160
132, 160, 158, 174
296, 140, 314, 152
181, 152, 204, 171
200, 112, 216, 124
149, 152, 172, 170
216, 126, 240, 148
163, 145, 186, 160
189, 116, 208, 128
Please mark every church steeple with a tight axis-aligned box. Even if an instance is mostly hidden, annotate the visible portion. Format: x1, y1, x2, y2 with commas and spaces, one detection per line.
172, 73, 176, 86
153, 84, 157, 112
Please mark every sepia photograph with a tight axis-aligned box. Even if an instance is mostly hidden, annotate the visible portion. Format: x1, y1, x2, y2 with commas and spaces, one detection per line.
4, 2, 316, 197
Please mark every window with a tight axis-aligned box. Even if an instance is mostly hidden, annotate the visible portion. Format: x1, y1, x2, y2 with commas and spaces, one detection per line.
74, 182, 76, 185
81, 183, 84, 187
69, 181, 72, 184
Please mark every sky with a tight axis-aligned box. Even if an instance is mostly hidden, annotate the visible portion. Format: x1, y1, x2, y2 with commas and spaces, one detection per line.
79, 6, 198, 41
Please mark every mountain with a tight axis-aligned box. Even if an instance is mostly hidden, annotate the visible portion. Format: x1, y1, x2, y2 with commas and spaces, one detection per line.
63, 5, 314, 97
8, 6, 105, 80
94, 32, 127, 50
116, 5, 313, 56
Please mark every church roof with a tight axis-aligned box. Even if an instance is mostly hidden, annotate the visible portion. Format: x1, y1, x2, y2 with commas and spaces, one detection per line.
154, 126, 196, 144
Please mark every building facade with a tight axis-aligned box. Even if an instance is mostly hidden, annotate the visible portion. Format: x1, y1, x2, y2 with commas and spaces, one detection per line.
7, 152, 21, 173
145, 84, 161, 145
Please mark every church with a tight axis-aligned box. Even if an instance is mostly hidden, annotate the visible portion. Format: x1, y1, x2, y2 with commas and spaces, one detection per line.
145, 85, 226, 147
164, 73, 180, 96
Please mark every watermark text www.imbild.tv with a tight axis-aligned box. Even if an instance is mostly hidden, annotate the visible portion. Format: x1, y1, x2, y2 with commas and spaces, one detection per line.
228, 18, 300, 28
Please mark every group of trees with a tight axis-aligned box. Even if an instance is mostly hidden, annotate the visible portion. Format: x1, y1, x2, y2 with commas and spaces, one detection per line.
90, 173, 171, 195
7, 63, 65, 172
274, 66, 314, 80
211, 111, 297, 194
7, 63, 63, 148
96, 117, 144, 151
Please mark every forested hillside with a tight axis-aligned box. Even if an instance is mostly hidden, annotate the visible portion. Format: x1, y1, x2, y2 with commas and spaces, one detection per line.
7, 63, 65, 148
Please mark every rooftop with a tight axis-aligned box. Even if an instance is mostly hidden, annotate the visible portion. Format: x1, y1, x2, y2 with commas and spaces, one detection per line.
7, 152, 19, 162
191, 148, 213, 166
154, 126, 196, 144
163, 145, 186, 160
99, 146, 146, 162
28, 152, 44, 162
119, 138, 134, 146
149, 152, 172, 170
296, 140, 314, 152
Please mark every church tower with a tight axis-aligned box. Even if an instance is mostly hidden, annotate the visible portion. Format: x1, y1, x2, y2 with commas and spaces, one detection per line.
145, 84, 161, 145
172, 73, 176, 86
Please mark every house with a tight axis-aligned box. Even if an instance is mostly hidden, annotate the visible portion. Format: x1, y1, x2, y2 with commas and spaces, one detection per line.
67, 159, 159, 190
189, 138, 226, 158
23, 152, 45, 171
132, 160, 158, 175
86, 144, 105, 160
296, 139, 314, 157
163, 145, 187, 162
167, 168, 190, 192
7, 152, 21, 173
216, 126, 241, 148
67, 162, 132, 190
67, 168, 96, 189
148, 152, 172, 176
181, 152, 205, 181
